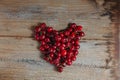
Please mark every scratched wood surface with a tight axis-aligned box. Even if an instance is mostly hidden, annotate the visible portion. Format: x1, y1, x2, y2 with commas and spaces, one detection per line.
0, 0, 119, 80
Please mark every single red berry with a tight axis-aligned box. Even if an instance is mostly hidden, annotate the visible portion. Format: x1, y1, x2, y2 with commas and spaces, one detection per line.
39, 35, 45, 40
75, 45, 80, 49
53, 30, 58, 35
77, 25, 82, 31
59, 32, 64, 37
49, 53, 54, 57
57, 67, 63, 72
34, 34, 39, 40
55, 35, 61, 41
35, 26, 41, 32
57, 52, 61, 57
39, 46, 45, 51
70, 23, 76, 29
68, 28, 73, 32
61, 50, 67, 56
55, 42, 61, 46
71, 40, 75, 44
66, 60, 72, 66
71, 45, 75, 50
45, 38, 50, 42
74, 50, 78, 55
79, 31, 85, 37
44, 57, 49, 61
75, 39, 79, 45
64, 31, 70, 36
47, 27, 53, 32
41, 41, 45, 45
76, 35, 81, 39
71, 56, 76, 61
61, 38, 66, 43
44, 44, 49, 49
70, 32, 75, 38
40, 23, 46, 28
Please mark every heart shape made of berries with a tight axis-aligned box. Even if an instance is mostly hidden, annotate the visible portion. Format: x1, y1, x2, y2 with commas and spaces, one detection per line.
34, 23, 85, 72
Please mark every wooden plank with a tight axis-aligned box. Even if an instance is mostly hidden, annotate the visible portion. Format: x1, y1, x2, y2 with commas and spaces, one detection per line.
0, 61, 114, 80
0, 0, 112, 40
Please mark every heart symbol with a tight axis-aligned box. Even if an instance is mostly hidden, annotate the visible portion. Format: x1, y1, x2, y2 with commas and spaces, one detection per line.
34, 23, 85, 72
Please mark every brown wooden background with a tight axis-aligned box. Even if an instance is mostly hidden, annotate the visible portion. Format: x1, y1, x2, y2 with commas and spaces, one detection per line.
0, 0, 119, 80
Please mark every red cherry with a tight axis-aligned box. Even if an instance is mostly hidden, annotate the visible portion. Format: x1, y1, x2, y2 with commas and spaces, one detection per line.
61, 50, 67, 56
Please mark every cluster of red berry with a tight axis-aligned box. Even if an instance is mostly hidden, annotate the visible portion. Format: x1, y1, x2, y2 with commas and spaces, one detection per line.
34, 23, 85, 72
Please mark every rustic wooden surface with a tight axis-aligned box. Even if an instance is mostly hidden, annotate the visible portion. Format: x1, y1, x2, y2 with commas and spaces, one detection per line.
0, 0, 119, 80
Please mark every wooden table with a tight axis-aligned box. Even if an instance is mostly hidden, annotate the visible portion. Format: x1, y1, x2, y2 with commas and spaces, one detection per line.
0, 0, 119, 80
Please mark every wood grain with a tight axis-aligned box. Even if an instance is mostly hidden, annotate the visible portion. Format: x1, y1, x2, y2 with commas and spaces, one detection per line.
0, 0, 118, 80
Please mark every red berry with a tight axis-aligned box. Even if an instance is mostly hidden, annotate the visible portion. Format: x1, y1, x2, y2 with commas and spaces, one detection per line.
61, 50, 67, 56
47, 27, 53, 32
71, 56, 76, 61
77, 25, 82, 31
39, 46, 45, 51
55, 42, 61, 46
49, 53, 54, 57
45, 38, 50, 42
59, 32, 64, 37
64, 31, 70, 36
70, 32, 75, 38
79, 31, 85, 37
35, 26, 41, 32
41, 41, 45, 45
44, 44, 49, 49
57, 67, 63, 72
75, 45, 80, 49
34, 34, 39, 40
40, 23, 46, 28
74, 50, 78, 55
55, 35, 61, 41
70, 23, 76, 29
39, 35, 45, 40
75, 40, 79, 45
66, 60, 72, 65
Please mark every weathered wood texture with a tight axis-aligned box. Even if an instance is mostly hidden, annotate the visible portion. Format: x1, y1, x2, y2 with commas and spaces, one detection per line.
0, 0, 119, 80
